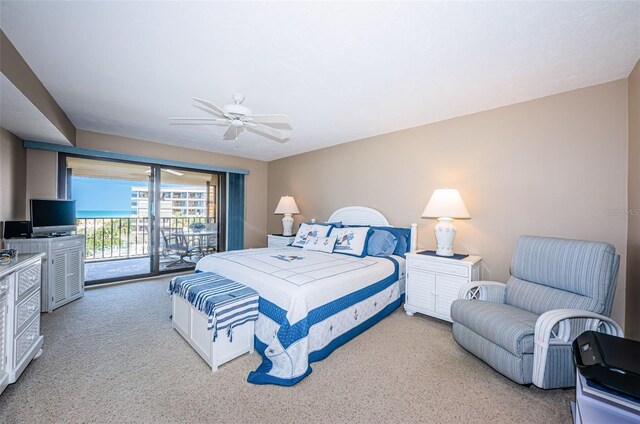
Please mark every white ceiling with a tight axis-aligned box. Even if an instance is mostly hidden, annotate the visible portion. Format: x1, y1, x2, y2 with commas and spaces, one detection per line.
0, 74, 70, 145
1, 1, 639, 161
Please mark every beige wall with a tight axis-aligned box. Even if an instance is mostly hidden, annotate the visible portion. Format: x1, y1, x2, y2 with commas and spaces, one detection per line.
24, 129, 269, 248
0, 30, 75, 145
268, 80, 630, 328
24, 148, 58, 212
0, 128, 27, 242
627, 60, 640, 341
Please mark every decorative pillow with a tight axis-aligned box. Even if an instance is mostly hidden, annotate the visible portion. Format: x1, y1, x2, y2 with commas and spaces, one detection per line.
303, 235, 337, 253
291, 223, 333, 248
372, 226, 411, 257
329, 227, 372, 257
367, 229, 398, 257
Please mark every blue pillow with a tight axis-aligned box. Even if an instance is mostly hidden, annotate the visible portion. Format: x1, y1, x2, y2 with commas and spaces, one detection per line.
371, 226, 411, 257
367, 229, 398, 257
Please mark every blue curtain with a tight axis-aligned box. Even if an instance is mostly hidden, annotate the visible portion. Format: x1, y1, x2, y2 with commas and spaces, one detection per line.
227, 173, 245, 251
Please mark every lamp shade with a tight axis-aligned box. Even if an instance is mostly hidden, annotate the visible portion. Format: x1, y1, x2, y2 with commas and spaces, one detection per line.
421, 189, 470, 219
274, 196, 300, 214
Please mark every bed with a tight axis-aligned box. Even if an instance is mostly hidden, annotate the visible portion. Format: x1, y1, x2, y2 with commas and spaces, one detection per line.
195, 206, 417, 385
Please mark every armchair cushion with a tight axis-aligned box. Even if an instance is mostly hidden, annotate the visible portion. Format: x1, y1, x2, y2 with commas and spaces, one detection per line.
505, 277, 599, 316
451, 300, 538, 356
507, 236, 618, 315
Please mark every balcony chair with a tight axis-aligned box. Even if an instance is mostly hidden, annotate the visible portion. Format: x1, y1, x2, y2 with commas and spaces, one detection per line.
161, 228, 197, 268
451, 235, 623, 389
200, 223, 218, 255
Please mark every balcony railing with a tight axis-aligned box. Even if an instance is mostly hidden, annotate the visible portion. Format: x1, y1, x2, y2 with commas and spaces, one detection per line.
76, 217, 210, 261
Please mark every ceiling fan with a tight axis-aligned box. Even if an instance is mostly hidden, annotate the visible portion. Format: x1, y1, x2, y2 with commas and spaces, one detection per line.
170, 93, 292, 142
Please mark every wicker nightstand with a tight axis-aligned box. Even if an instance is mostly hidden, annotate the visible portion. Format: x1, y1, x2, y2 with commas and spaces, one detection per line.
404, 252, 482, 322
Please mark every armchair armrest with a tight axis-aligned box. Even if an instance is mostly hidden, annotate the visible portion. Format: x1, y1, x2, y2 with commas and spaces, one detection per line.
532, 309, 623, 388
457, 281, 506, 303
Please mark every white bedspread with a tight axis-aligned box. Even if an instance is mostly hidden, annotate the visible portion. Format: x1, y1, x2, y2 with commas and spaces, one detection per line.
196, 247, 405, 325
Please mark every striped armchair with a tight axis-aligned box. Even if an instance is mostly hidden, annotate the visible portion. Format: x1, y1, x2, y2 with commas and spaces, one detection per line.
451, 235, 623, 389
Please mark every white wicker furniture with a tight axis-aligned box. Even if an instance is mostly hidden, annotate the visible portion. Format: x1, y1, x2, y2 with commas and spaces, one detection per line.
0, 253, 45, 395
7, 235, 85, 312
404, 252, 482, 322
0, 272, 7, 395
267, 234, 296, 248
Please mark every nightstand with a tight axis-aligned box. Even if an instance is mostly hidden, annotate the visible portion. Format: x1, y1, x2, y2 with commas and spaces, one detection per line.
267, 234, 296, 248
404, 252, 482, 322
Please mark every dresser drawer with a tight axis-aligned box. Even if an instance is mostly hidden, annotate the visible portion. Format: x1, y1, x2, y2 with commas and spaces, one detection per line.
0, 278, 9, 299
407, 258, 470, 279
269, 239, 287, 248
15, 290, 40, 334
52, 238, 84, 250
268, 236, 295, 248
14, 317, 40, 367
15, 262, 41, 302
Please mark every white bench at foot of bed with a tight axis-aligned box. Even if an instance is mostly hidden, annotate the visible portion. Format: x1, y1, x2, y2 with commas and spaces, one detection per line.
172, 295, 254, 372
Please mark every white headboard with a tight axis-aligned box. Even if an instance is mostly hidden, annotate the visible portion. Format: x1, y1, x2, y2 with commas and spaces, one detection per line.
327, 206, 417, 253
328, 206, 390, 226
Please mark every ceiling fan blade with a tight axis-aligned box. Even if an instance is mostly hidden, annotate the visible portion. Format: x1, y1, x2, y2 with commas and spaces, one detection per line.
245, 122, 290, 142
247, 114, 293, 125
192, 97, 225, 116
169, 117, 227, 122
169, 117, 229, 126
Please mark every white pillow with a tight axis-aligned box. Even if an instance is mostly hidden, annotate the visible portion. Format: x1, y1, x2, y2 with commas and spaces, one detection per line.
302, 235, 337, 253
291, 223, 333, 248
329, 227, 372, 257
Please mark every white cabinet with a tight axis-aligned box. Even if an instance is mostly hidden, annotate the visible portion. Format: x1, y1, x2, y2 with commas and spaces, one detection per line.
0, 280, 8, 395
0, 253, 45, 396
267, 234, 296, 248
404, 252, 482, 322
7, 235, 85, 312
52, 247, 83, 309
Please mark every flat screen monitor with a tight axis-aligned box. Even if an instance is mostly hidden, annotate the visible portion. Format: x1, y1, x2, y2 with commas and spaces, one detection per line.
30, 199, 77, 234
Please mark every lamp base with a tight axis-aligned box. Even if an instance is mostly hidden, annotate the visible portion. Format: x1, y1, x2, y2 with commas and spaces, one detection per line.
434, 217, 457, 257
282, 214, 294, 237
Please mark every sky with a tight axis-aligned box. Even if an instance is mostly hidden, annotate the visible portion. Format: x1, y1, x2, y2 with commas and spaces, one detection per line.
72, 177, 200, 216
72, 177, 140, 213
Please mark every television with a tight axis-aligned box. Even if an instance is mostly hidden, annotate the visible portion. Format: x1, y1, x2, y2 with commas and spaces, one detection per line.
30, 199, 77, 235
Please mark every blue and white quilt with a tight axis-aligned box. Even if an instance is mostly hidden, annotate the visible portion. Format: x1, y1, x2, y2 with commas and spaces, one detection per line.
196, 247, 405, 386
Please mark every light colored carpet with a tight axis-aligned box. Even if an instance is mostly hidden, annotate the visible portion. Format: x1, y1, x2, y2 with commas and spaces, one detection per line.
0, 277, 574, 423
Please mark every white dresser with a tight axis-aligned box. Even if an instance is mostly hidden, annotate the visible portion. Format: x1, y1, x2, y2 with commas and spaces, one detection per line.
7, 235, 85, 312
404, 252, 482, 322
0, 253, 45, 395
267, 234, 296, 248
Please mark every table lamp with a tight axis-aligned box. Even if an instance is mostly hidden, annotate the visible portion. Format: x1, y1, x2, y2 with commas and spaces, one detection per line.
274, 196, 300, 236
421, 188, 470, 256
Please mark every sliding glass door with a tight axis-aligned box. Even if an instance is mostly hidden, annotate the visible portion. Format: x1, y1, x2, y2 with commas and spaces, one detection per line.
60, 155, 224, 285
157, 168, 220, 273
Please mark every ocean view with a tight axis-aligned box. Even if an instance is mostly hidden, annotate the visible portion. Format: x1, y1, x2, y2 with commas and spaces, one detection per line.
77, 210, 135, 218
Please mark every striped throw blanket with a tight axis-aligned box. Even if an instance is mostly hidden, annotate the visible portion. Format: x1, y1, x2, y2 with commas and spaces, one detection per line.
168, 272, 259, 341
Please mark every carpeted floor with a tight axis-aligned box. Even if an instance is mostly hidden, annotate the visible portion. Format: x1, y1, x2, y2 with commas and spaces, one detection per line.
0, 277, 574, 423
